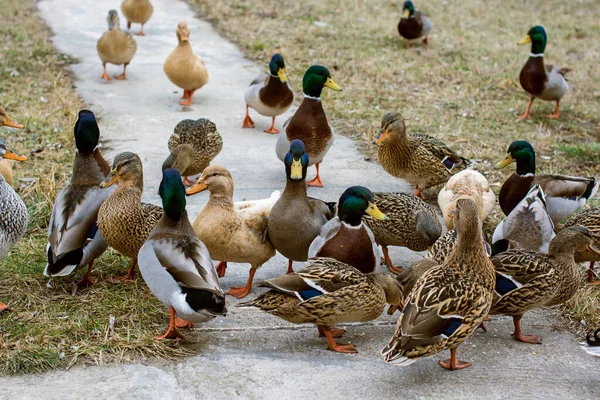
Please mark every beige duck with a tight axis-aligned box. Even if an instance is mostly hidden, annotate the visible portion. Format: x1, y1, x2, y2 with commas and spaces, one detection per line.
97, 10, 137, 81
164, 22, 209, 106
0, 106, 24, 186
186, 166, 279, 299
121, 0, 153, 36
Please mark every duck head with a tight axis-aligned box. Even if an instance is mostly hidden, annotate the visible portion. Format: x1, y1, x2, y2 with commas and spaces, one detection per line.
519, 26, 547, 54
340, 186, 386, 226
550, 226, 600, 257
302, 65, 341, 98
74, 110, 100, 154
284, 139, 309, 181
176, 22, 190, 43
402, 1, 415, 18
451, 197, 482, 242
100, 151, 144, 189
269, 54, 288, 83
107, 10, 120, 31
0, 107, 24, 129
186, 165, 233, 197
494, 140, 536, 176
159, 168, 187, 221
0, 138, 27, 162
376, 112, 406, 145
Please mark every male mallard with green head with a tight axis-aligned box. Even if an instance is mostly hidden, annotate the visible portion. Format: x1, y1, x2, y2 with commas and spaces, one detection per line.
397, 1, 432, 48
276, 66, 341, 187
243, 54, 294, 134
518, 26, 570, 119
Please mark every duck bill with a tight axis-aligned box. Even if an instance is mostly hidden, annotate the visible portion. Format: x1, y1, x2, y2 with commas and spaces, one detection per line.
518, 35, 532, 45
100, 172, 118, 188
3, 117, 24, 129
375, 130, 388, 145
290, 159, 303, 180
587, 244, 600, 256
277, 68, 287, 83
324, 77, 342, 91
494, 153, 515, 169
387, 301, 405, 315
2, 150, 27, 161
186, 181, 208, 196
403, 9, 410, 18
366, 202, 386, 221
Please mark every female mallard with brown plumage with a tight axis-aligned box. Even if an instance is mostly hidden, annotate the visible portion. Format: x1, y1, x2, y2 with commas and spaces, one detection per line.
563, 207, 600, 285
162, 118, 222, 186
517, 26, 570, 119
97, 10, 137, 81
275, 66, 341, 187
44, 111, 113, 287
489, 226, 600, 344
97, 152, 163, 281
397, 1, 432, 48
243, 54, 294, 134
164, 22, 209, 106
308, 186, 386, 274
363, 192, 441, 274
382, 198, 495, 370
241, 257, 403, 354
494, 140, 597, 224
376, 112, 470, 197
121, 0, 153, 36
0, 106, 24, 186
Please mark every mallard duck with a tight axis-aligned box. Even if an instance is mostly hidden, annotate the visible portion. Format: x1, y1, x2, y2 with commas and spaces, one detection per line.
495, 140, 597, 224
162, 118, 222, 186
491, 184, 555, 256
563, 206, 600, 285
428, 229, 492, 265
376, 112, 470, 197
580, 327, 600, 356
164, 22, 209, 106
186, 165, 278, 299
397, 1, 432, 48
362, 192, 441, 274
275, 65, 341, 187
243, 54, 294, 134
138, 168, 226, 339
0, 138, 28, 260
438, 169, 495, 230
97, 152, 163, 281
97, 10, 137, 81
0, 106, 24, 186
308, 186, 386, 274
268, 140, 336, 274
121, 0, 153, 36
489, 226, 600, 344
382, 198, 495, 370
517, 26, 570, 119
240, 257, 403, 354
44, 111, 113, 287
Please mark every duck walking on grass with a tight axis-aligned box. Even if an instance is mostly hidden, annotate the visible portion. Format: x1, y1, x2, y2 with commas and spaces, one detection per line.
397, 1, 432, 48
243, 54, 294, 134
121, 0, 153, 36
97, 10, 137, 81
138, 169, 226, 340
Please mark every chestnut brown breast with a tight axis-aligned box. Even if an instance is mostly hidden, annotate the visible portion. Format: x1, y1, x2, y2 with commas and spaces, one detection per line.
259, 77, 294, 109
519, 57, 547, 96
398, 16, 423, 40
316, 224, 377, 273
499, 173, 536, 216
285, 98, 332, 159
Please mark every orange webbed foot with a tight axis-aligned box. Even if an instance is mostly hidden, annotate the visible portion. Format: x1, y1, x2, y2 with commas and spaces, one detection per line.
227, 285, 252, 299
306, 176, 323, 187
242, 115, 255, 129
264, 127, 280, 134
318, 327, 345, 338
114, 73, 127, 80
512, 332, 542, 344
547, 112, 560, 119
215, 261, 227, 278
329, 342, 357, 354
438, 358, 472, 370
101, 72, 112, 81
0, 302, 8, 312
155, 326, 185, 340
76, 275, 96, 288
175, 317, 195, 329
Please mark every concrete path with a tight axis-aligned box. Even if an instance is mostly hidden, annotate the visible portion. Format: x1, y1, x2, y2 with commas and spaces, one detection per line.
1, 0, 598, 398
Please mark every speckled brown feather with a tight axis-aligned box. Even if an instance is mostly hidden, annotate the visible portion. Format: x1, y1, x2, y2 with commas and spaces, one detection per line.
563, 207, 600, 263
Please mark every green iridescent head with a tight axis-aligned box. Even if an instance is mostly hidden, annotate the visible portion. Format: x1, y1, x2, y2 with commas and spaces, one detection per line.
494, 140, 536, 175
519, 25, 547, 54
159, 168, 187, 221
338, 186, 386, 226
302, 65, 342, 98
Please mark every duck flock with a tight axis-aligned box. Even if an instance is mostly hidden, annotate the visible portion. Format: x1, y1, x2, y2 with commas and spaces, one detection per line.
1, 0, 600, 370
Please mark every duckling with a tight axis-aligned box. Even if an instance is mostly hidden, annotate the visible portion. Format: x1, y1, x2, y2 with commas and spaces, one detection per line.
162, 118, 222, 186
241, 257, 404, 354
97, 152, 163, 281
268, 140, 336, 274
376, 112, 470, 197
308, 186, 386, 274
363, 192, 441, 273
397, 1, 432, 48
275, 66, 341, 187
495, 140, 597, 224
44, 111, 113, 287
382, 198, 495, 370
186, 166, 278, 299
517, 26, 570, 119
438, 169, 495, 230
121, 0, 153, 36
97, 10, 137, 81
563, 206, 600, 285
243, 54, 294, 134
164, 22, 209, 106
489, 226, 600, 344
138, 168, 226, 340
0, 106, 24, 186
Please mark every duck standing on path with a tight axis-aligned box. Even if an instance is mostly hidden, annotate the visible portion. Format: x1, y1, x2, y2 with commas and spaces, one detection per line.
164, 22, 209, 107
97, 152, 163, 281
275, 66, 341, 187
517, 26, 570, 119
138, 168, 226, 340
97, 10, 137, 81
121, 0, 153, 36
397, 1, 432, 48
308, 186, 386, 274
44, 111, 113, 287
269, 140, 336, 274
0, 106, 25, 186
494, 140, 597, 224
243, 54, 294, 134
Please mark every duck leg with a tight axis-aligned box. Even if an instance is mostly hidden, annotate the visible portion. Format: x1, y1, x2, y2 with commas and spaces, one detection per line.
264, 116, 280, 134
127, 20, 132, 30
108, 259, 137, 283
438, 347, 472, 370
319, 325, 357, 354
179, 90, 195, 106
155, 307, 185, 340
242, 104, 255, 128
227, 266, 257, 299
101, 64, 112, 81
511, 315, 541, 344
317, 326, 345, 338
175, 317, 195, 328
547, 101, 561, 119
181, 89, 189, 100
413, 187, 424, 198
381, 246, 403, 274
136, 24, 146, 36
306, 163, 324, 187
0, 302, 7, 312
587, 262, 600, 285
406, 39, 411, 48
423, 36, 429, 45
518, 98, 534, 119
215, 261, 227, 278
76, 260, 97, 288
286, 259, 294, 274
114, 64, 128, 80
